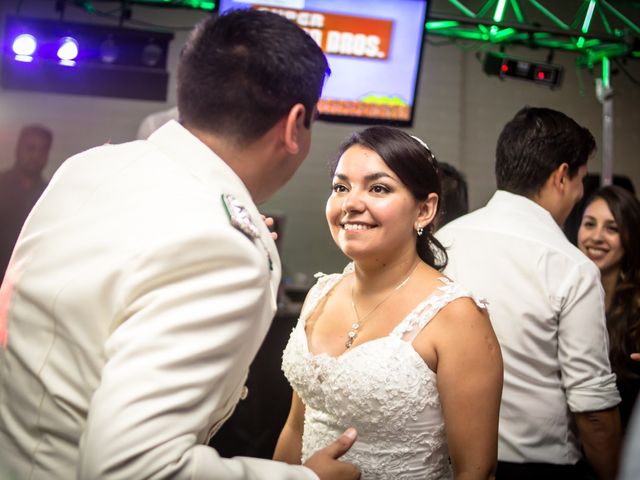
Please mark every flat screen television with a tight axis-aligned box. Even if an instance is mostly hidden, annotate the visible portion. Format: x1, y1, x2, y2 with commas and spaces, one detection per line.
217, 0, 429, 127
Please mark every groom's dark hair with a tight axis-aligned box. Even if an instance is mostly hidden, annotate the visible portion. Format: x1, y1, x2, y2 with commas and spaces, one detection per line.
177, 9, 330, 145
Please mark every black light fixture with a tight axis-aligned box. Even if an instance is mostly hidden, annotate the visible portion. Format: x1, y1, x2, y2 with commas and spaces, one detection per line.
483, 51, 563, 88
2, 15, 174, 101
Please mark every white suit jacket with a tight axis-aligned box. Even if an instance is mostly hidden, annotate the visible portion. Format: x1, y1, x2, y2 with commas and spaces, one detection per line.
0, 121, 317, 480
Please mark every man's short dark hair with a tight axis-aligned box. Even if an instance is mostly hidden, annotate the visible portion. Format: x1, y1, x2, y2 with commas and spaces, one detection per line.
177, 9, 329, 145
495, 106, 596, 197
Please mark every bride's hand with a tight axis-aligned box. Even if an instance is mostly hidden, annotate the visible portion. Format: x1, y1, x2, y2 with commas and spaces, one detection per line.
303, 428, 360, 480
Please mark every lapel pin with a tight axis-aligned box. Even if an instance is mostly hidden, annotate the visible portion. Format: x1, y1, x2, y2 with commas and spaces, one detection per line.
221, 193, 260, 240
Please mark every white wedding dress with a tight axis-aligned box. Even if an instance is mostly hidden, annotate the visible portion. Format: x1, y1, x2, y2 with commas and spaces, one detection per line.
282, 264, 486, 479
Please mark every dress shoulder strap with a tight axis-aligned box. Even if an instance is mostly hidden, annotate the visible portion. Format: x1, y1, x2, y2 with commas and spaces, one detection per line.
298, 263, 353, 323
391, 277, 488, 342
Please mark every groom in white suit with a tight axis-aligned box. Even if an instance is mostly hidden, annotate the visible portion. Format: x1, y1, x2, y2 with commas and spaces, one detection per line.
0, 9, 359, 480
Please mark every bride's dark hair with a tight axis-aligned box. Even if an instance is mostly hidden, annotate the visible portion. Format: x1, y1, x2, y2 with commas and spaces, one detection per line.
330, 126, 448, 271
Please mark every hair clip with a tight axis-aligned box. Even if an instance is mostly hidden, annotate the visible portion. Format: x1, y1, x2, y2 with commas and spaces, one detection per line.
410, 135, 431, 152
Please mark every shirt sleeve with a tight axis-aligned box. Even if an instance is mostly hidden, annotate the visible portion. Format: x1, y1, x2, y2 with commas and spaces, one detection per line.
556, 260, 621, 413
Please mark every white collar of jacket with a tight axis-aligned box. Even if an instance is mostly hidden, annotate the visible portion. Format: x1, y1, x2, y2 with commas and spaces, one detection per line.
147, 119, 281, 282
148, 120, 250, 200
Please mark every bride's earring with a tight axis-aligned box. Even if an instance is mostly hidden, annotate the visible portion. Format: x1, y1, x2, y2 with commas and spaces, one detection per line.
416, 224, 424, 236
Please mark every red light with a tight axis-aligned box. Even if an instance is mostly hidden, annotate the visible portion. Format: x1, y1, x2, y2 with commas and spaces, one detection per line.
537, 71, 545, 80
501, 64, 509, 73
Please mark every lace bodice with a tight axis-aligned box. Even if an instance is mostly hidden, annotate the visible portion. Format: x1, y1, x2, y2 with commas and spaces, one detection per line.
282, 264, 486, 479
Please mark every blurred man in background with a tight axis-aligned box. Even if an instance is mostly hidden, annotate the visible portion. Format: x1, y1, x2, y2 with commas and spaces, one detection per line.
0, 124, 52, 277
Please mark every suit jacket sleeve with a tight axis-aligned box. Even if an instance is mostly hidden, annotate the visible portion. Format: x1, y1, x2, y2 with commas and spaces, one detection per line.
77, 214, 317, 480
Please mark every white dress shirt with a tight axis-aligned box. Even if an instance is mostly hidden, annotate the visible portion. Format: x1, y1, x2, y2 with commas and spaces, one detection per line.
436, 190, 620, 465
0, 121, 317, 480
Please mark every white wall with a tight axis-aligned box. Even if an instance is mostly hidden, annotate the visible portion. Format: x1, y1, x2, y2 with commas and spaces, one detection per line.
1, 0, 638, 278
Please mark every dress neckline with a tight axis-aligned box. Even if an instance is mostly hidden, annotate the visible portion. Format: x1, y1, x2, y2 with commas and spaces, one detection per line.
301, 271, 452, 360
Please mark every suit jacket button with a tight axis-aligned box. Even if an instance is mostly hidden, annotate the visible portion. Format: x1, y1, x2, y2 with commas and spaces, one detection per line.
240, 385, 249, 400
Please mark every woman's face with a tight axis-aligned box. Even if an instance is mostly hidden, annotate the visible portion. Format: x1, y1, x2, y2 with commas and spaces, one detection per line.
326, 144, 424, 262
578, 197, 625, 275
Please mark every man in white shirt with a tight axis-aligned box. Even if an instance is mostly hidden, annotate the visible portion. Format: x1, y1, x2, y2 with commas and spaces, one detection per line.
0, 10, 359, 480
437, 106, 621, 480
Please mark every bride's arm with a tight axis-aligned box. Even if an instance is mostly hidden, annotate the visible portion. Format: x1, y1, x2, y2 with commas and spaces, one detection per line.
274, 391, 306, 464
433, 298, 503, 480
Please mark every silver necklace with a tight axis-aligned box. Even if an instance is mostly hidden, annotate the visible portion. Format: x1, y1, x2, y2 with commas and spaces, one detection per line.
346, 262, 419, 349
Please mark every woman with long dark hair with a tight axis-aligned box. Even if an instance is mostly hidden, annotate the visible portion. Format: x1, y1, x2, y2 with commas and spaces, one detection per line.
578, 185, 640, 429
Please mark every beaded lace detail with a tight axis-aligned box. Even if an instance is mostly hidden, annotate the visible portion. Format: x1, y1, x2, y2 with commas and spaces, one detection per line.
282, 264, 487, 479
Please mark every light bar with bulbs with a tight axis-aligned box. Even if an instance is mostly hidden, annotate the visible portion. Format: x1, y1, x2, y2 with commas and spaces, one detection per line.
483, 51, 563, 88
2, 16, 174, 100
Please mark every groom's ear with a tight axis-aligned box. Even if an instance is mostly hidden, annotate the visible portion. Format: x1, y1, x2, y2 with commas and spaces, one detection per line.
282, 103, 306, 155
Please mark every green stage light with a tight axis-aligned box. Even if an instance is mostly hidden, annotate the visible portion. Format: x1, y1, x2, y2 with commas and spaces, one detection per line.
426, 20, 459, 30
79, 0, 217, 11
493, 0, 507, 23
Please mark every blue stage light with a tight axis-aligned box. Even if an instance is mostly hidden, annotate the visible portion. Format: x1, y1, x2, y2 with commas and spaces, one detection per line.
3, 16, 173, 100
12, 33, 37, 56
57, 36, 79, 61
100, 37, 119, 64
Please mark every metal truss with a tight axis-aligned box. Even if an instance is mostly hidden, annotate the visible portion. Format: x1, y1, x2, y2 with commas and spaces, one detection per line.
426, 0, 639, 69
425, 1, 639, 186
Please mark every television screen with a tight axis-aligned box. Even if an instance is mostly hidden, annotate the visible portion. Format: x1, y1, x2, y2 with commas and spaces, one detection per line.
217, 0, 429, 127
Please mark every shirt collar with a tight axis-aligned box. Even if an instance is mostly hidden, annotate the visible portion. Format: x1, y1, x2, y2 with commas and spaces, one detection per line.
488, 190, 564, 234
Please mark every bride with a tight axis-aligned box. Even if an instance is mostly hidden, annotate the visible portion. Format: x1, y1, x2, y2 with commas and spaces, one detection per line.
274, 126, 503, 479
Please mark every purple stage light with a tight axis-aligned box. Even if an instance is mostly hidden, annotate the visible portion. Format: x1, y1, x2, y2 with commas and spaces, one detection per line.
3, 16, 173, 100
56, 36, 78, 62
12, 33, 37, 56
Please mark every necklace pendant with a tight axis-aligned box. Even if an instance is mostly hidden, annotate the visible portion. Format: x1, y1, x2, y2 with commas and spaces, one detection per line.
346, 328, 358, 348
